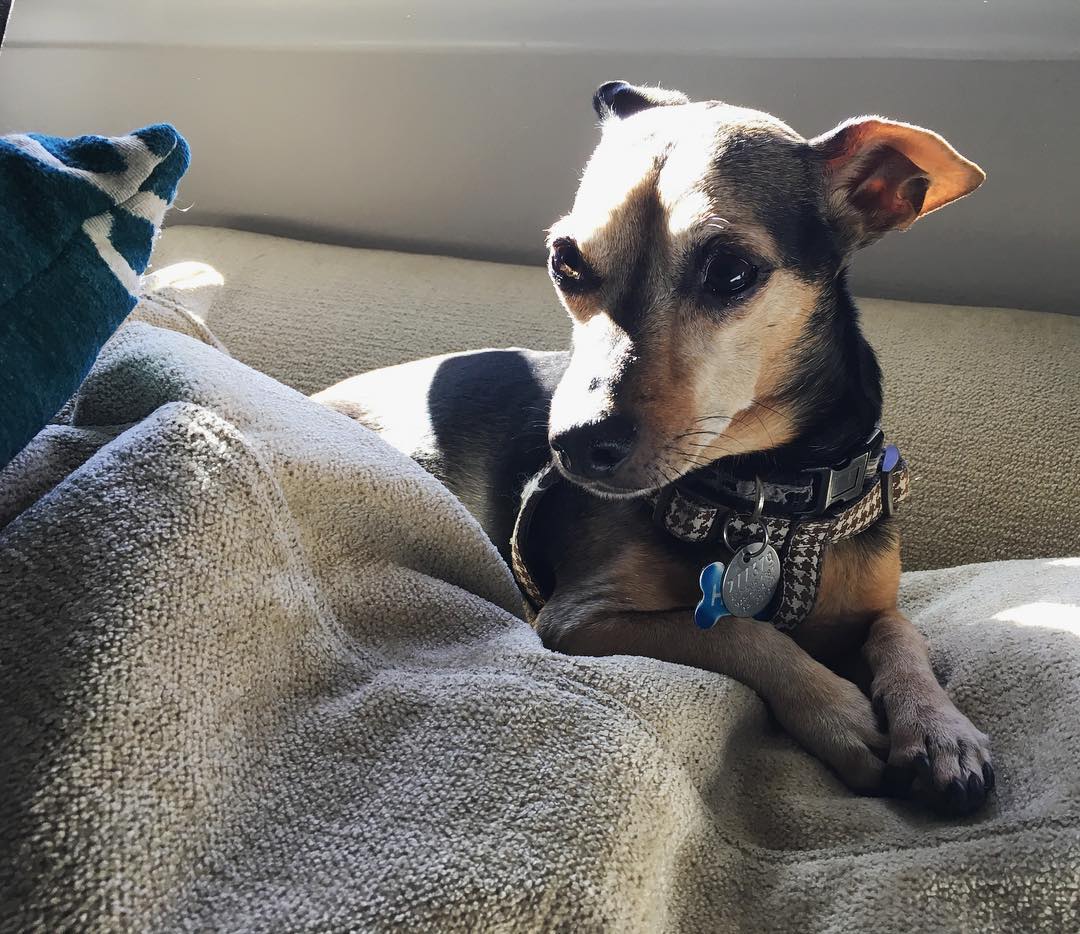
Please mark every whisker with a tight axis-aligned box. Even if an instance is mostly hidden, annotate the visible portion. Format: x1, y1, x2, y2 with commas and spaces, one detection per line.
750, 398, 784, 418
656, 464, 678, 488
751, 409, 776, 446
674, 449, 723, 467
676, 443, 733, 464
670, 430, 720, 440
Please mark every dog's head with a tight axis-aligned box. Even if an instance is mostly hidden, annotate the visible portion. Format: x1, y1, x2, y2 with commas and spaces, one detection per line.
546, 80, 984, 496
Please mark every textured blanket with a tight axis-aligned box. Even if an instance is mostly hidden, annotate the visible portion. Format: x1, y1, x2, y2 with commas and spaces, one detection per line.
1, 316, 1078, 932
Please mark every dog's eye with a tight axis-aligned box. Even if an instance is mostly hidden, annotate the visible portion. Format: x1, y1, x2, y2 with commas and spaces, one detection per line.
550, 238, 596, 292
701, 249, 757, 298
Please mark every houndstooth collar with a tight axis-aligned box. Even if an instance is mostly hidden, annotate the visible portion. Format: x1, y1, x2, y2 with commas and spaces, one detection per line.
648, 434, 910, 628
510, 430, 910, 631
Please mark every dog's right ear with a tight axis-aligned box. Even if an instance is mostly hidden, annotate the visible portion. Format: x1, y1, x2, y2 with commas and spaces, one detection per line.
592, 81, 690, 120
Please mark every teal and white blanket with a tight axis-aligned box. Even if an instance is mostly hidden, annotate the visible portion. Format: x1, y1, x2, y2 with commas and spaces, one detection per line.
0, 124, 189, 467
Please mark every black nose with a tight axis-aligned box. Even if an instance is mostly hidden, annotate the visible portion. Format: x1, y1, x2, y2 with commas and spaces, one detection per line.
550, 416, 637, 481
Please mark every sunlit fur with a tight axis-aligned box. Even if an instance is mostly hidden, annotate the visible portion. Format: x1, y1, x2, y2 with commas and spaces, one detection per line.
545, 99, 982, 497
546, 104, 820, 494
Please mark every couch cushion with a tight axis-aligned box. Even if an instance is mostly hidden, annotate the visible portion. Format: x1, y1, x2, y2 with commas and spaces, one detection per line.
148, 225, 1080, 571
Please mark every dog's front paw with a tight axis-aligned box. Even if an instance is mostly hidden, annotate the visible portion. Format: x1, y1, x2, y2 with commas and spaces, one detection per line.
779, 677, 890, 794
874, 678, 994, 816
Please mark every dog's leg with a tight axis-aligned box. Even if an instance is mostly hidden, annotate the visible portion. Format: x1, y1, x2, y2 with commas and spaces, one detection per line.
863, 610, 993, 814
538, 604, 888, 792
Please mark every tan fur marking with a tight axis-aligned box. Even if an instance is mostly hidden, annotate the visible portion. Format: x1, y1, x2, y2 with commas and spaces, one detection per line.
813, 537, 901, 622
661, 273, 818, 471
795, 534, 901, 658
600, 541, 701, 610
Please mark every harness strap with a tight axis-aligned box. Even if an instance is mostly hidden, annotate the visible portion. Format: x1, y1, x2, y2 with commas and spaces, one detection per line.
662, 461, 910, 628
510, 462, 560, 619
510, 452, 910, 630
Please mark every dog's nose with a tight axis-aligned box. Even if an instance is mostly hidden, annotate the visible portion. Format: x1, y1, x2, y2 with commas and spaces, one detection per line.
550, 416, 637, 481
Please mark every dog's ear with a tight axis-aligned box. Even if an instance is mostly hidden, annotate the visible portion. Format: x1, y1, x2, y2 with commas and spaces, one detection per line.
811, 117, 985, 249
592, 81, 689, 120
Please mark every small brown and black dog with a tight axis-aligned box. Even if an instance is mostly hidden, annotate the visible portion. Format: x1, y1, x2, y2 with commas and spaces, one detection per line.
316, 82, 993, 815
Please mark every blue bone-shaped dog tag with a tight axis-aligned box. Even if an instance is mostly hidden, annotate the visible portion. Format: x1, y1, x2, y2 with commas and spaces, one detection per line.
695, 561, 732, 629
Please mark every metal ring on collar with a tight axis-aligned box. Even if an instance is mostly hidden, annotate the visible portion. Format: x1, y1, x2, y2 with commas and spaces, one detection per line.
750, 476, 765, 522
721, 510, 770, 557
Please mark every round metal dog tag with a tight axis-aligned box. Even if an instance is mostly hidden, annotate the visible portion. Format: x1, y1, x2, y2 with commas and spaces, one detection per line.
721, 543, 781, 619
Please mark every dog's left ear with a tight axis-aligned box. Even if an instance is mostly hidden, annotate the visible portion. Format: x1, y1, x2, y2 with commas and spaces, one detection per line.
593, 81, 690, 120
811, 117, 985, 249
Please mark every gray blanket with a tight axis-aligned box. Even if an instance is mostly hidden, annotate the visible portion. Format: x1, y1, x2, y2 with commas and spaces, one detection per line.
1, 316, 1078, 932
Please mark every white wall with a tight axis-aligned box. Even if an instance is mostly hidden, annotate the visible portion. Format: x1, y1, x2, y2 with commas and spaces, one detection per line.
3, 1, 1078, 313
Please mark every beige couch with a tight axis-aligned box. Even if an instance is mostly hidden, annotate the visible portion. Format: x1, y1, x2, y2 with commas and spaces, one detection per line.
151, 225, 1080, 572
5, 224, 1078, 931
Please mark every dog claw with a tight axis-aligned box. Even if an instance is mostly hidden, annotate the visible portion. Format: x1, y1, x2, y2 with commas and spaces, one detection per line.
945, 777, 967, 810
967, 772, 986, 810
913, 752, 931, 781
933, 772, 988, 817
881, 763, 915, 796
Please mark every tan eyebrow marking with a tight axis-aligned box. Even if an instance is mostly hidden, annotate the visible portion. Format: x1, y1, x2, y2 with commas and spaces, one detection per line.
693, 217, 781, 267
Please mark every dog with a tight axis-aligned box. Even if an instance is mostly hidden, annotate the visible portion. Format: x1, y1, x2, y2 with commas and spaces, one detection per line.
315, 82, 993, 815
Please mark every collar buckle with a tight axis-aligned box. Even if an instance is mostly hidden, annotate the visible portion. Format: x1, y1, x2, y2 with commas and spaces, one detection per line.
808, 452, 869, 515
807, 428, 884, 515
